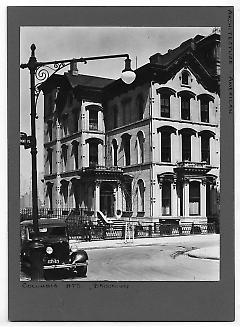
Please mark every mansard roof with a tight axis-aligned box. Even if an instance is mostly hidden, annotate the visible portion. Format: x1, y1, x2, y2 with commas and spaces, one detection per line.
40, 32, 220, 99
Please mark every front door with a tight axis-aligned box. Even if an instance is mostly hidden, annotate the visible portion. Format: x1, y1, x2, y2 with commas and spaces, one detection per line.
100, 183, 114, 217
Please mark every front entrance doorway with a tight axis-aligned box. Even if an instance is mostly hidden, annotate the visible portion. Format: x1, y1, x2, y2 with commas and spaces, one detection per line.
100, 182, 114, 217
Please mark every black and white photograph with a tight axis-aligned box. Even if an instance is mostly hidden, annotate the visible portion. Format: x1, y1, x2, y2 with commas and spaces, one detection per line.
6, 5, 235, 323
20, 26, 221, 282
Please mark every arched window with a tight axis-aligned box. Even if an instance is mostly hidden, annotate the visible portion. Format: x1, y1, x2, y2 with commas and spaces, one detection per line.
71, 141, 79, 170
137, 131, 145, 164
60, 180, 69, 205
47, 148, 53, 174
137, 179, 145, 212
161, 94, 170, 118
89, 108, 98, 130
199, 130, 215, 164
112, 139, 118, 166
46, 182, 53, 210
86, 138, 103, 167
158, 126, 176, 163
89, 142, 98, 167
157, 87, 176, 118
178, 90, 195, 121
47, 120, 53, 142
182, 134, 191, 161
197, 94, 214, 123
136, 94, 144, 120
162, 181, 171, 215
161, 132, 171, 162
61, 144, 68, 171
121, 133, 131, 166
179, 128, 196, 162
189, 181, 200, 215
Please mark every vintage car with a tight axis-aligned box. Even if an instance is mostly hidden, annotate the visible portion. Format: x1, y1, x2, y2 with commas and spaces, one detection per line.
20, 218, 88, 278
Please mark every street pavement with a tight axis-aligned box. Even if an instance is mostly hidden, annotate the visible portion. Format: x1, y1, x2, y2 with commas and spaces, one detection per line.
70, 234, 220, 260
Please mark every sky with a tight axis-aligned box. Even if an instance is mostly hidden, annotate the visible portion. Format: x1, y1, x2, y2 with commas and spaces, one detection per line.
20, 26, 213, 195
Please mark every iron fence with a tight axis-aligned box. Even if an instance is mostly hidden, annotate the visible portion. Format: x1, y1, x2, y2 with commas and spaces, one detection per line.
20, 208, 218, 241
68, 222, 217, 241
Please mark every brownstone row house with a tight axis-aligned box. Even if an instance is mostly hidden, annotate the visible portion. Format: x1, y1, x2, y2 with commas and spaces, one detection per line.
41, 31, 220, 226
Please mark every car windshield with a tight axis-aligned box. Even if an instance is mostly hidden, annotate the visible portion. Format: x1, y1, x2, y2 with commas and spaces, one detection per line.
28, 226, 67, 239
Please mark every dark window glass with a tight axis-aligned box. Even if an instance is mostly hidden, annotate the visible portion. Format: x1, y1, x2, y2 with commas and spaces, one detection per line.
161, 132, 171, 162
137, 180, 145, 212
189, 181, 200, 215
182, 134, 191, 161
125, 183, 132, 211
181, 97, 190, 120
89, 110, 98, 130
123, 137, 131, 166
201, 99, 209, 123
162, 182, 171, 215
47, 149, 53, 174
72, 142, 79, 170
112, 140, 118, 166
161, 94, 170, 118
47, 120, 53, 141
182, 71, 189, 85
201, 136, 210, 164
61, 145, 68, 170
89, 142, 98, 167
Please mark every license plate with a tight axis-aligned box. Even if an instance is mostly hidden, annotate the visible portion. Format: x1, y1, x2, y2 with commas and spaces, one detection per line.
47, 258, 59, 264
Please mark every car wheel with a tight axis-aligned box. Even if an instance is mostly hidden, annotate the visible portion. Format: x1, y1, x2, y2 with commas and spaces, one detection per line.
76, 266, 87, 277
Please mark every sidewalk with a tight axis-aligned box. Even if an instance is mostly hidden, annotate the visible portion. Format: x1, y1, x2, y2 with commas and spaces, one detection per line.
187, 246, 220, 260
70, 233, 220, 258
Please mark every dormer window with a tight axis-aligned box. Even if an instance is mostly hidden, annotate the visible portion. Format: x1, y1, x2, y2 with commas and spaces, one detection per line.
182, 71, 189, 85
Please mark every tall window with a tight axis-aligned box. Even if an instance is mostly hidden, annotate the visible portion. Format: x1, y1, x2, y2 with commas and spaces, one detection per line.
122, 134, 131, 166
112, 139, 118, 166
161, 94, 170, 118
89, 142, 98, 167
47, 148, 53, 174
181, 96, 190, 120
89, 109, 98, 130
61, 144, 68, 171
137, 180, 145, 212
125, 183, 132, 211
200, 99, 209, 123
47, 120, 53, 142
201, 136, 210, 164
71, 141, 79, 170
189, 181, 200, 215
162, 181, 171, 215
161, 132, 171, 162
182, 134, 191, 161
137, 131, 144, 164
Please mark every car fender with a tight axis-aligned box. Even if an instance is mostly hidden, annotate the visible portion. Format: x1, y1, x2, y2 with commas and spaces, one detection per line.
71, 250, 88, 264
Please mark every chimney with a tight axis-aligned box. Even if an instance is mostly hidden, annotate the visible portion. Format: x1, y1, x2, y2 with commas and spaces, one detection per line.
69, 60, 78, 76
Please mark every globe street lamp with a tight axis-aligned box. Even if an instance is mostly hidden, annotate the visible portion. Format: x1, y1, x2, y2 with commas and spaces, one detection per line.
20, 44, 136, 280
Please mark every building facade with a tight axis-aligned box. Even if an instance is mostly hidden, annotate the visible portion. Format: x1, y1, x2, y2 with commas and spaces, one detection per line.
41, 32, 220, 225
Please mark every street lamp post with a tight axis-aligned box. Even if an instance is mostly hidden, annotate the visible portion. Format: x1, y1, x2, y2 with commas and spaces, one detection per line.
20, 44, 136, 280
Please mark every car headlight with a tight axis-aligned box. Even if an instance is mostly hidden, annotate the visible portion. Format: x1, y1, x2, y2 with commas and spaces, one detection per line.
71, 244, 78, 252
46, 246, 53, 254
